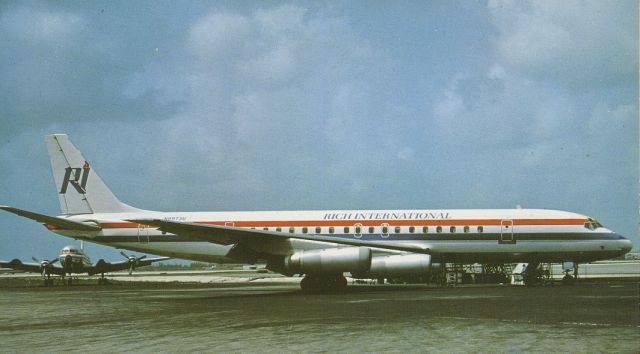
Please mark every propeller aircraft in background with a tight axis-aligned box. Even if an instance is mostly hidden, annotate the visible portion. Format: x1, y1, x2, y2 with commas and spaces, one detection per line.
0, 244, 169, 286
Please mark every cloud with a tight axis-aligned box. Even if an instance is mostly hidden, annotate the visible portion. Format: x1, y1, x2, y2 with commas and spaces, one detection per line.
1, 2, 637, 262
429, 0, 637, 215
254, 4, 307, 34
0, 3, 180, 141
100, 4, 400, 209
488, 0, 638, 88
0, 6, 84, 43
188, 13, 252, 63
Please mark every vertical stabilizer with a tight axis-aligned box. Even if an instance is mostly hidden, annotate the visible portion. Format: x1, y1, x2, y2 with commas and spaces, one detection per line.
46, 134, 139, 215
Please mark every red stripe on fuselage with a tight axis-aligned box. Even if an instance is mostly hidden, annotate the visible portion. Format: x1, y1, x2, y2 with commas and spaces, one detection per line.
97, 218, 588, 229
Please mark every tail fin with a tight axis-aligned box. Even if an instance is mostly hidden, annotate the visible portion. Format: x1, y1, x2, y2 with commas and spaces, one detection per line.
46, 134, 140, 215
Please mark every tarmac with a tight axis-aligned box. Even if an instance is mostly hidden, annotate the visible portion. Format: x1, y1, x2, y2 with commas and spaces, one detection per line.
0, 270, 638, 353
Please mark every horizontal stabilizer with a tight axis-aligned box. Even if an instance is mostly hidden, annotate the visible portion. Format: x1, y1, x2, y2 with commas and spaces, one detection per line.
0, 206, 101, 231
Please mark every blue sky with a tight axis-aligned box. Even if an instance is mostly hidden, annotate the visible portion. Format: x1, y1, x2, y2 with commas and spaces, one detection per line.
0, 0, 637, 262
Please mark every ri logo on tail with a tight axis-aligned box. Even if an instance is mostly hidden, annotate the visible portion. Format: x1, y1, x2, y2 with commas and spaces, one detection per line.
60, 161, 90, 194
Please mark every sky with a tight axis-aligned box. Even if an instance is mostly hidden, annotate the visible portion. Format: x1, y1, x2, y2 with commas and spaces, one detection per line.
0, 0, 638, 263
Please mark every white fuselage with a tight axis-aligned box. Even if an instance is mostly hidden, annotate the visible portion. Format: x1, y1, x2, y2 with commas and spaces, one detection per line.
51, 208, 632, 264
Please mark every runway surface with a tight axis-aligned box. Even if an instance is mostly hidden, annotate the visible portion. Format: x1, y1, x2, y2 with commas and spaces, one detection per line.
0, 278, 638, 353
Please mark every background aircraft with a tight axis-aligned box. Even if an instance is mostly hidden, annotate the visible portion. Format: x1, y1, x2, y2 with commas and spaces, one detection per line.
0, 243, 169, 286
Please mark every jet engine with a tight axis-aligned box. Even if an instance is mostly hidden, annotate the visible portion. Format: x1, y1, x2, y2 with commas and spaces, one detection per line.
284, 247, 371, 274
365, 254, 432, 277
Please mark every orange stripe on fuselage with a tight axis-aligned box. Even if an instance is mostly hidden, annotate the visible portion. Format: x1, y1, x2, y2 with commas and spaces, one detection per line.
98, 218, 588, 229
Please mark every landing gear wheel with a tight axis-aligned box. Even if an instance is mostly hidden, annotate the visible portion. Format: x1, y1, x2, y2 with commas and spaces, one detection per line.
300, 275, 348, 294
300, 275, 321, 293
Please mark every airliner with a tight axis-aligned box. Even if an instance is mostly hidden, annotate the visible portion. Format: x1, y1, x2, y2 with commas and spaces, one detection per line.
0, 243, 168, 286
0, 134, 632, 292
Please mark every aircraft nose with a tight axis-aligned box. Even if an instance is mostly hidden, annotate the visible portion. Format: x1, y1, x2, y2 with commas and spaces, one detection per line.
616, 234, 633, 253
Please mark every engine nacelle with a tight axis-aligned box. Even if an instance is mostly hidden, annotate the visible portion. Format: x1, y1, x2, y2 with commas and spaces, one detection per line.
284, 247, 372, 274
366, 254, 432, 277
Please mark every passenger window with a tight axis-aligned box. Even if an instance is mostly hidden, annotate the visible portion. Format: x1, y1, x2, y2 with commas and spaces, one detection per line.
344, 227, 350, 234
394, 226, 401, 233
436, 226, 442, 233
409, 226, 415, 233
477, 226, 483, 233
289, 227, 295, 233
450, 226, 456, 233
276, 227, 282, 232
464, 226, 470, 233
422, 226, 428, 233
302, 227, 308, 233
369, 226, 375, 233
329, 227, 334, 234
315, 226, 321, 233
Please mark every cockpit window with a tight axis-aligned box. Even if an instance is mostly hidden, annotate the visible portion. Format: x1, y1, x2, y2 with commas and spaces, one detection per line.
584, 219, 603, 230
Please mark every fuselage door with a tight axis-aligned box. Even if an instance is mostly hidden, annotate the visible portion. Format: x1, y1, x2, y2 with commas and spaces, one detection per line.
500, 219, 515, 244
138, 224, 149, 243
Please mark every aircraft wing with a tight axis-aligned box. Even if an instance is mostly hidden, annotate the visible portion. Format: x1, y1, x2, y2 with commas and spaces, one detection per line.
129, 219, 432, 254
88, 256, 170, 275
0, 259, 66, 276
0, 206, 101, 231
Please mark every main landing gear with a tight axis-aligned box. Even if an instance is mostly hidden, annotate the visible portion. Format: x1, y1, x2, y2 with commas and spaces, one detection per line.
300, 274, 348, 294
97, 273, 110, 285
